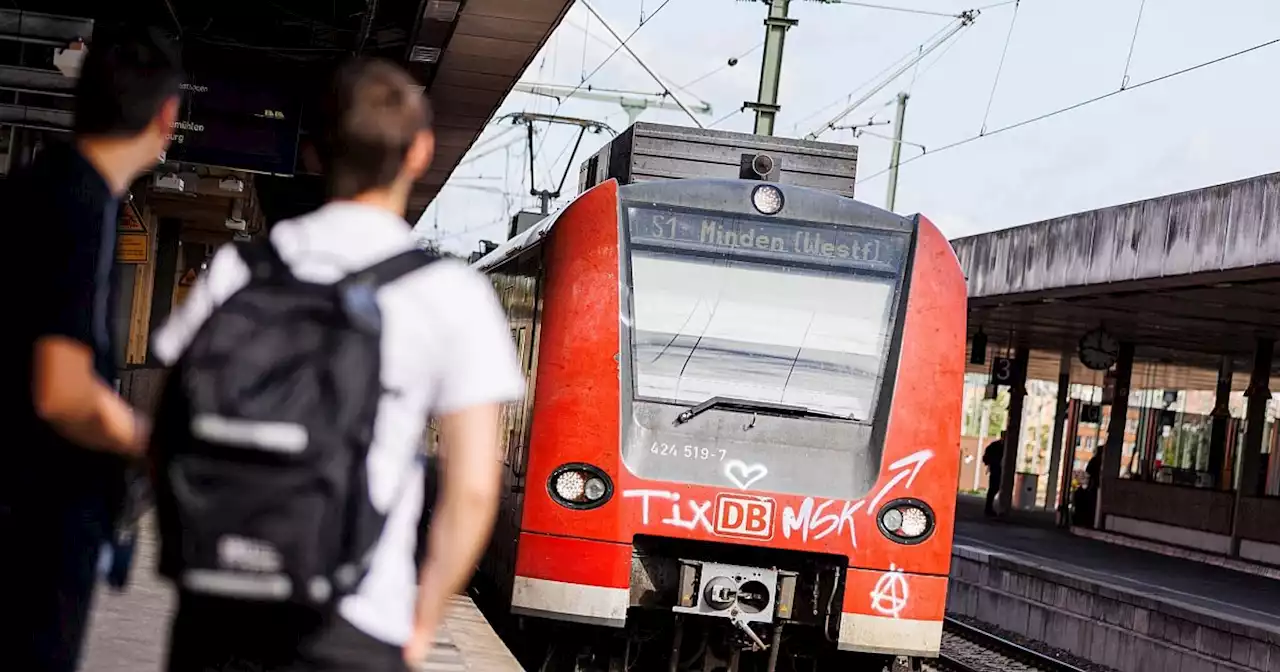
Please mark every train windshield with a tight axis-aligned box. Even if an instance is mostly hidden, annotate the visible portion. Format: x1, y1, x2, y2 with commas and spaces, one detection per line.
627, 206, 908, 423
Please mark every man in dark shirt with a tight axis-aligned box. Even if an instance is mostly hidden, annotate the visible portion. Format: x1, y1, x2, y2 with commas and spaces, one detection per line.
982, 431, 1007, 517
1, 25, 183, 672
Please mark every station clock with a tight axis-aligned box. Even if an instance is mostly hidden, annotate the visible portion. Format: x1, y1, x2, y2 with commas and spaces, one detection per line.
1078, 327, 1120, 371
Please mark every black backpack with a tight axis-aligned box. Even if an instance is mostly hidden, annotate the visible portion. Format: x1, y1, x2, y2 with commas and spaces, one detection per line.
151, 239, 436, 610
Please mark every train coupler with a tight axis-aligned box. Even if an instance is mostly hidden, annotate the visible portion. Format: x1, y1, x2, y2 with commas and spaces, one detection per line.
729, 615, 768, 651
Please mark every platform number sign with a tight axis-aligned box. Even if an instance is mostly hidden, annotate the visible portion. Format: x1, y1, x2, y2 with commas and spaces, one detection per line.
990, 356, 1020, 386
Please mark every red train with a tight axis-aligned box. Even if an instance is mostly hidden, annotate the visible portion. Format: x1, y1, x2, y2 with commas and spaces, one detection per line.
472, 124, 966, 671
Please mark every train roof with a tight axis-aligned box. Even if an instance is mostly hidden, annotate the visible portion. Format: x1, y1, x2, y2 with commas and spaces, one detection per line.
470, 177, 922, 273
470, 181, 598, 273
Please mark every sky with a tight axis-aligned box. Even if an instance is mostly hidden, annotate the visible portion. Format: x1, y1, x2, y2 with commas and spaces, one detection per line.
412, 0, 1280, 255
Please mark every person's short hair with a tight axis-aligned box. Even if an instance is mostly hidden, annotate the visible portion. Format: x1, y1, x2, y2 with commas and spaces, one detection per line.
73, 24, 184, 137
318, 58, 433, 199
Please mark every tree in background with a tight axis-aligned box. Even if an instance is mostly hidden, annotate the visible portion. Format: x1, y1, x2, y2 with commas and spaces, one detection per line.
962, 378, 1010, 437
988, 388, 1010, 433
414, 237, 461, 259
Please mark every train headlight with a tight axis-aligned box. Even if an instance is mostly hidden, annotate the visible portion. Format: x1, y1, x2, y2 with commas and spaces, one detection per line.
877, 498, 936, 544
898, 507, 929, 538
881, 508, 903, 532
554, 471, 585, 501
548, 463, 613, 510
751, 184, 784, 215
584, 477, 608, 501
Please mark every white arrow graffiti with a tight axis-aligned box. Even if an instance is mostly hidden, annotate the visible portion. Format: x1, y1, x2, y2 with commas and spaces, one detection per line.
866, 449, 934, 517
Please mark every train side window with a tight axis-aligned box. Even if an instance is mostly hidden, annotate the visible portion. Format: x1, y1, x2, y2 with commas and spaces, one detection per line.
515, 258, 542, 479
484, 249, 545, 481
511, 325, 528, 440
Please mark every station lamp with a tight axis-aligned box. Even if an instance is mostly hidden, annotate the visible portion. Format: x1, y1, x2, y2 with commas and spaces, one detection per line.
970, 329, 988, 365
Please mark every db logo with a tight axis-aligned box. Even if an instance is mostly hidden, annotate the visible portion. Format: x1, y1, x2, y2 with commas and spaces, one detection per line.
714, 495, 775, 540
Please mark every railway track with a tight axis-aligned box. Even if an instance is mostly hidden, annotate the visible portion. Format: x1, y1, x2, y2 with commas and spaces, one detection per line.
931, 617, 1090, 672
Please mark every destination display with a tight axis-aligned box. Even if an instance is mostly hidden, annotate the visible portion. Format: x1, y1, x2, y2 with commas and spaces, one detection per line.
165, 73, 302, 175
627, 206, 907, 273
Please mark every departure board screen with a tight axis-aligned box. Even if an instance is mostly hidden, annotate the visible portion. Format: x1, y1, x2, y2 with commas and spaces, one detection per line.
166, 73, 302, 175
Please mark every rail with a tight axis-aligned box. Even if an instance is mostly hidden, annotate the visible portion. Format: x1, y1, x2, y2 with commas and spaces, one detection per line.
934, 617, 1089, 672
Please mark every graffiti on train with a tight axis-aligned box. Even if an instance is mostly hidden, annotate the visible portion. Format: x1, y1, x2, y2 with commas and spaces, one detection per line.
621, 449, 934, 548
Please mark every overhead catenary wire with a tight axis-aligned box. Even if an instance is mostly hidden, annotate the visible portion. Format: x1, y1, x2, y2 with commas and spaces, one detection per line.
856, 27, 975, 133
558, 15, 704, 105
675, 41, 764, 93
503, 143, 514, 216
553, 0, 677, 117
806, 11, 977, 140
979, 0, 1019, 134
437, 216, 510, 243
562, 17, 638, 68
855, 34, 1280, 185
529, 0, 678, 184
455, 126, 523, 169
577, 0, 705, 128
545, 127, 589, 176
907, 41, 925, 93
455, 136, 524, 170
789, 18, 962, 133
832, 0, 961, 19
909, 18, 971, 93
1121, 0, 1148, 89
445, 0, 1000, 241
834, 98, 896, 136
708, 106, 747, 129
523, 0, 699, 215
580, 11, 591, 80
564, 16, 612, 55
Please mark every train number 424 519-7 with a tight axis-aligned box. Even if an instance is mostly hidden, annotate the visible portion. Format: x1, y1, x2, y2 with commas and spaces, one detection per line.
650, 441, 726, 461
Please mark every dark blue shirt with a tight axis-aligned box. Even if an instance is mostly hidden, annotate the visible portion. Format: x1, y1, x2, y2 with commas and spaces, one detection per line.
8, 139, 124, 506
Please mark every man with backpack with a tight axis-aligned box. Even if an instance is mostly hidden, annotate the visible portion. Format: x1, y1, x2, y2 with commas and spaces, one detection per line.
982, 431, 1008, 517
148, 58, 523, 671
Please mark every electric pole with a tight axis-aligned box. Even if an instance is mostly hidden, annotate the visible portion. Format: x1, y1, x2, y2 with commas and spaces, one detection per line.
885, 91, 909, 211
746, 0, 796, 136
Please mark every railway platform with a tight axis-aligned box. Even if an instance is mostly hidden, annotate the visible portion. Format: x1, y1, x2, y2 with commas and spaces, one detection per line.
81, 518, 524, 672
947, 495, 1280, 672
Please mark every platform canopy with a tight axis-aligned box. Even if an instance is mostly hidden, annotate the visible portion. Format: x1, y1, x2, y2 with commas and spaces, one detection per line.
952, 171, 1280, 381
18, 0, 572, 220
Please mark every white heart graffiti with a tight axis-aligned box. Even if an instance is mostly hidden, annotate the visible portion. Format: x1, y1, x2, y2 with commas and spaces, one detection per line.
723, 460, 768, 490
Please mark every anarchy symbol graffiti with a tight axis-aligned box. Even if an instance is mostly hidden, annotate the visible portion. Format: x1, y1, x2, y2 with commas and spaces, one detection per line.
869, 563, 909, 619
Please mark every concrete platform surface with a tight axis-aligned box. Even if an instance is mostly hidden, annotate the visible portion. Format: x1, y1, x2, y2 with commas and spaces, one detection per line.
81, 518, 523, 671
953, 497, 1280, 635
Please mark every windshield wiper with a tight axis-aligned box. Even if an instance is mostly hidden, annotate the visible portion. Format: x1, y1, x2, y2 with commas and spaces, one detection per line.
673, 396, 854, 426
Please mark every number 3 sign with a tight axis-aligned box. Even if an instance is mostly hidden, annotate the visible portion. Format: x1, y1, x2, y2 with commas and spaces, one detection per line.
990, 356, 1020, 386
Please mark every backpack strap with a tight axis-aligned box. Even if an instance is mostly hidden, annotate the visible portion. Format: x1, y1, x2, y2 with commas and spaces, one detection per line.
344, 249, 439, 289
235, 239, 294, 283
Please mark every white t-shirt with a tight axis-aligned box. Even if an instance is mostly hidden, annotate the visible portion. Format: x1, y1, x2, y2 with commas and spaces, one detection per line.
151, 201, 524, 645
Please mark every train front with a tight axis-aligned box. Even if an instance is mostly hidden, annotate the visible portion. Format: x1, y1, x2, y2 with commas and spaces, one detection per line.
512, 176, 967, 669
